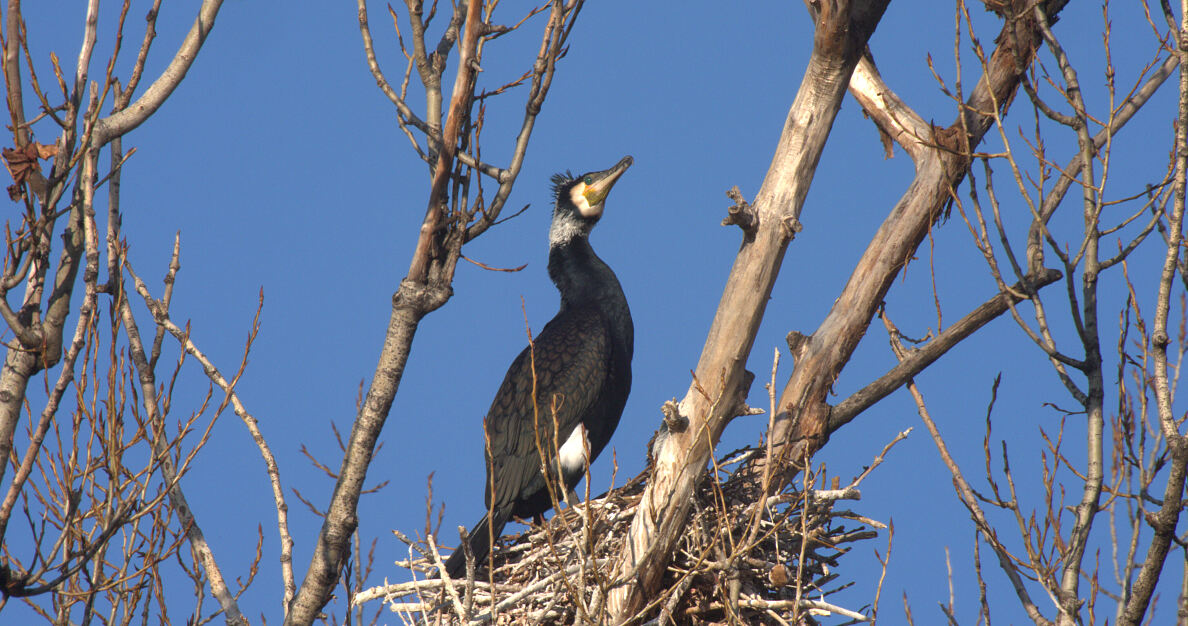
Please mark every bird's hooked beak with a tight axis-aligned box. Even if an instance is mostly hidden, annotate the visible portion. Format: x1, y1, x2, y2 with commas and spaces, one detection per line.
582, 156, 633, 209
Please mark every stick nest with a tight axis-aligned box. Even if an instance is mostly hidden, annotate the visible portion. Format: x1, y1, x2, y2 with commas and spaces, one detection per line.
365, 448, 887, 625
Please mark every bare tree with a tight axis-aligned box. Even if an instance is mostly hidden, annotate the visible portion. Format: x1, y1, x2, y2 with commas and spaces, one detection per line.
1, 0, 588, 623
285, 1, 586, 622
372, 0, 1188, 624
6, 0, 1187, 624
608, 0, 1187, 622
898, 1, 1188, 624
0, 0, 254, 622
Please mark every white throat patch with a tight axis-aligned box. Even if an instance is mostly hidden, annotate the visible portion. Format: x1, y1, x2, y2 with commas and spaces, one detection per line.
569, 182, 603, 219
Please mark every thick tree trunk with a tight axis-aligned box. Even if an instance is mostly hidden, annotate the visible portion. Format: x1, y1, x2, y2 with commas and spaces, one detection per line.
0, 352, 39, 485
0, 206, 85, 487
286, 1, 486, 619
603, 2, 889, 621
284, 280, 449, 623
769, 0, 1069, 477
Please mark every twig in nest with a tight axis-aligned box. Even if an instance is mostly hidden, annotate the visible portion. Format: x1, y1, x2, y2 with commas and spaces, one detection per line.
367, 447, 890, 624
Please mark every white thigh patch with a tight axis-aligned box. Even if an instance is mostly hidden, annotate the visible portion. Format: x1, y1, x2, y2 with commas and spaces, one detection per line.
558, 423, 589, 474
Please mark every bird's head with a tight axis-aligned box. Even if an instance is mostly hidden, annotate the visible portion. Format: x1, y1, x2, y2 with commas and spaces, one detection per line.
549, 156, 633, 246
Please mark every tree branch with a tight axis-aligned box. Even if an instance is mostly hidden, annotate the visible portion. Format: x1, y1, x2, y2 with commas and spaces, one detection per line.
93, 0, 226, 144
287, 2, 489, 622
1120, 1, 1188, 621
829, 268, 1063, 431
767, 0, 1069, 480
127, 257, 297, 616
604, 1, 890, 620
406, 0, 483, 285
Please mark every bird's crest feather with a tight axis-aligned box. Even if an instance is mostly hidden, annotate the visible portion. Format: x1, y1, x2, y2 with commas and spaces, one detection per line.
551, 171, 575, 200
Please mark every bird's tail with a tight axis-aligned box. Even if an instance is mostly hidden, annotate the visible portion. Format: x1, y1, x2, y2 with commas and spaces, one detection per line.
442, 506, 509, 580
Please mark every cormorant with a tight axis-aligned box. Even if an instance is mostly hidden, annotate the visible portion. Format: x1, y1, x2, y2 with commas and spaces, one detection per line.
443, 156, 635, 579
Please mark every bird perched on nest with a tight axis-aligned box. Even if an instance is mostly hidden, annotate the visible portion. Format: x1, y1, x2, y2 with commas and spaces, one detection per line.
443, 156, 635, 579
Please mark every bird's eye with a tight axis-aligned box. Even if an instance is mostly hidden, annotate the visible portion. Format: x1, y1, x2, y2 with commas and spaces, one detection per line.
583, 176, 592, 185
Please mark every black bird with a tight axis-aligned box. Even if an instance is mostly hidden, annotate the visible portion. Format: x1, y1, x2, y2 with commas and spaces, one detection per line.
443, 156, 635, 579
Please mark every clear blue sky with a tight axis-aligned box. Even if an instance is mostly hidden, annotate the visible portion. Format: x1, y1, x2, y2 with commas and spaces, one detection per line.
10, 0, 1183, 622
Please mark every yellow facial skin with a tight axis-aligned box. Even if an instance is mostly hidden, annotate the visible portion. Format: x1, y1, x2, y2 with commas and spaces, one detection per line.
582, 182, 610, 211
575, 165, 627, 218
569, 181, 602, 218
563, 158, 631, 221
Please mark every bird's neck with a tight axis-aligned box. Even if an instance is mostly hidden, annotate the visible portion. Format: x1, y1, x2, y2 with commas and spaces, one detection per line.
548, 237, 625, 311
